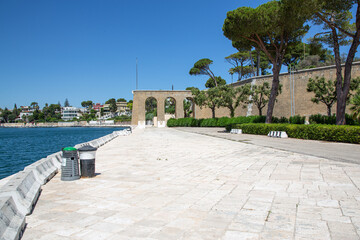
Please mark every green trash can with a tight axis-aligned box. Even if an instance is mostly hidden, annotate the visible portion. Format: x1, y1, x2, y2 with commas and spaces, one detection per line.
61, 147, 80, 181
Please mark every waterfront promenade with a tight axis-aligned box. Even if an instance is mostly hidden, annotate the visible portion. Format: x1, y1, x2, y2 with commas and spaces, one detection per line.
23, 127, 360, 239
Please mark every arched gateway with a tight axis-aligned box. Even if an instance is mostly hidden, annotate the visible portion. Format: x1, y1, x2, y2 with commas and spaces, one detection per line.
132, 90, 193, 127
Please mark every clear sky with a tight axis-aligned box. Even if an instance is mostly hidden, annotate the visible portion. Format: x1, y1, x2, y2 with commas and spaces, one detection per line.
0, 0, 355, 109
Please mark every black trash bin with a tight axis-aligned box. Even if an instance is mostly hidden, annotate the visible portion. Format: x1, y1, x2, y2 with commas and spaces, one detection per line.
61, 147, 80, 181
78, 145, 97, 178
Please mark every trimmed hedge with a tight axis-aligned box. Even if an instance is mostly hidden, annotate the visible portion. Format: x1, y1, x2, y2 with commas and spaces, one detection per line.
231, 123, 360, 144
309, 114, 360, 125
167, 116, 267, 128
167, 115, 310, 128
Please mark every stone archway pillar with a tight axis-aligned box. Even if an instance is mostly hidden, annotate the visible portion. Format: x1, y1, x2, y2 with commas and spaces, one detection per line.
132, 91, 146, 128
157, 97, 166, 127
175, 98, 184, 119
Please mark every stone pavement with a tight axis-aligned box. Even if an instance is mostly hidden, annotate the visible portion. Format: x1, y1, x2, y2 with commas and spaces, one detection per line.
175, 127, 360, 165
22, 127, 360, 240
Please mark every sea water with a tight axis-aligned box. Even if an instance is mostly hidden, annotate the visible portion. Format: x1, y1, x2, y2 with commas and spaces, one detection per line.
0, 127, 124, 179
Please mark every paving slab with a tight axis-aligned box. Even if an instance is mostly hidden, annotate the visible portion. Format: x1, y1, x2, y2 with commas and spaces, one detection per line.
22, 127, 360, 239
175, 127, 360, 164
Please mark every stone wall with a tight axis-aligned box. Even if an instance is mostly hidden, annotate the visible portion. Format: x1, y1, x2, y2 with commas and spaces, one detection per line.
195, 62, 360, 119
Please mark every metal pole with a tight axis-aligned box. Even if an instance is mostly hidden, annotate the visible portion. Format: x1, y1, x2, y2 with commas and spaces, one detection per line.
290, 65, 293, 116
136, 58, 138, 90
293, 69, 295, 115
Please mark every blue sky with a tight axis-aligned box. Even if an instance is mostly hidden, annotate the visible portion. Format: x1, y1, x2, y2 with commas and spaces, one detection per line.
0, 0, 356, 109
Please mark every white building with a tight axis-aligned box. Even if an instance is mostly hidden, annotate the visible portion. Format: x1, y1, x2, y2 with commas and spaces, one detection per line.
19, 112, 33, 119
61, 107, 81, 121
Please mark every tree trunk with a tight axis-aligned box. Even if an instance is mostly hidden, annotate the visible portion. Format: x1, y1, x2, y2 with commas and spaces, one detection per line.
239, 63, 243, 81
249, 51, 255, 76
230, 107, 235, 118
336, 22, 360, 124
257, 49, 260, 76
258, 107, 262, 116
327, 105, 332, 117
211, 107, 216, 118
330, 25, 345, 125
265, 64, 281, 123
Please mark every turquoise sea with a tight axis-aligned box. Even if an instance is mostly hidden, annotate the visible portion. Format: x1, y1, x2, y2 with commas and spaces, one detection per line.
0, 127, 124, 179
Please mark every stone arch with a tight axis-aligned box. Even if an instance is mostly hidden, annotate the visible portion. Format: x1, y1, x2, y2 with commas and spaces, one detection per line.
164, 97, 176, 119
145, 97, 157, 125
132, 90, 193, 127
183, 97, 195, 118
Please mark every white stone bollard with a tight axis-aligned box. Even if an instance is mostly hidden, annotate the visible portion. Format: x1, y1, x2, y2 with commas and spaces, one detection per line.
230, 129, 242, 134
268, 131, 288, 138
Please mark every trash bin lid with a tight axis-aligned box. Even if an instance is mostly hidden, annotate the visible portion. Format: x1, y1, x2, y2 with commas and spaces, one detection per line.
63, 147, 77, 151
78, 145, 97, 152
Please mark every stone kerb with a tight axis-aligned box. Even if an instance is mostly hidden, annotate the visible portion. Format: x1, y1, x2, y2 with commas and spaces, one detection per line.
0, 170, 41, 216
0, 196, 26, 240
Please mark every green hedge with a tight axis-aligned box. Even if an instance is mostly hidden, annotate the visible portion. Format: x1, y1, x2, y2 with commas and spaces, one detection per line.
167, 115, 309, 128
167, 116, 267, 128
309, 114, 360, 125
231, 123, 360, 144
167, 118, 198, 127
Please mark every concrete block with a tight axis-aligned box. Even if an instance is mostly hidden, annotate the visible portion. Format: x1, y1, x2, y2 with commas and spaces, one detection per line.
25, 158, 58, 185
115, 129, 131, 136
0, 170, 41, 216
47, 154, 61, 169
89, 140, 100, 148
158, 121, 166, 127
95, 139, 102, 147
268, 131, 288, 138
47, 152, 62, 166
0, 196, 26, 240
98, 138, 105, 146
138, 121, 146, 128
230, 129, 242, 134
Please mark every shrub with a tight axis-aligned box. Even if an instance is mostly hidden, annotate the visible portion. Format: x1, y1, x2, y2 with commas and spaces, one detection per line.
167, 118, 199, 127
251, 116, 266, 123
231, 123, 360, 144
167, 115, 303, 128
289, 115, 305, 124
279, 117, 289, 123
199, 118, 218, 127
217, 117, 230, 127
309, 114, 359, 125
